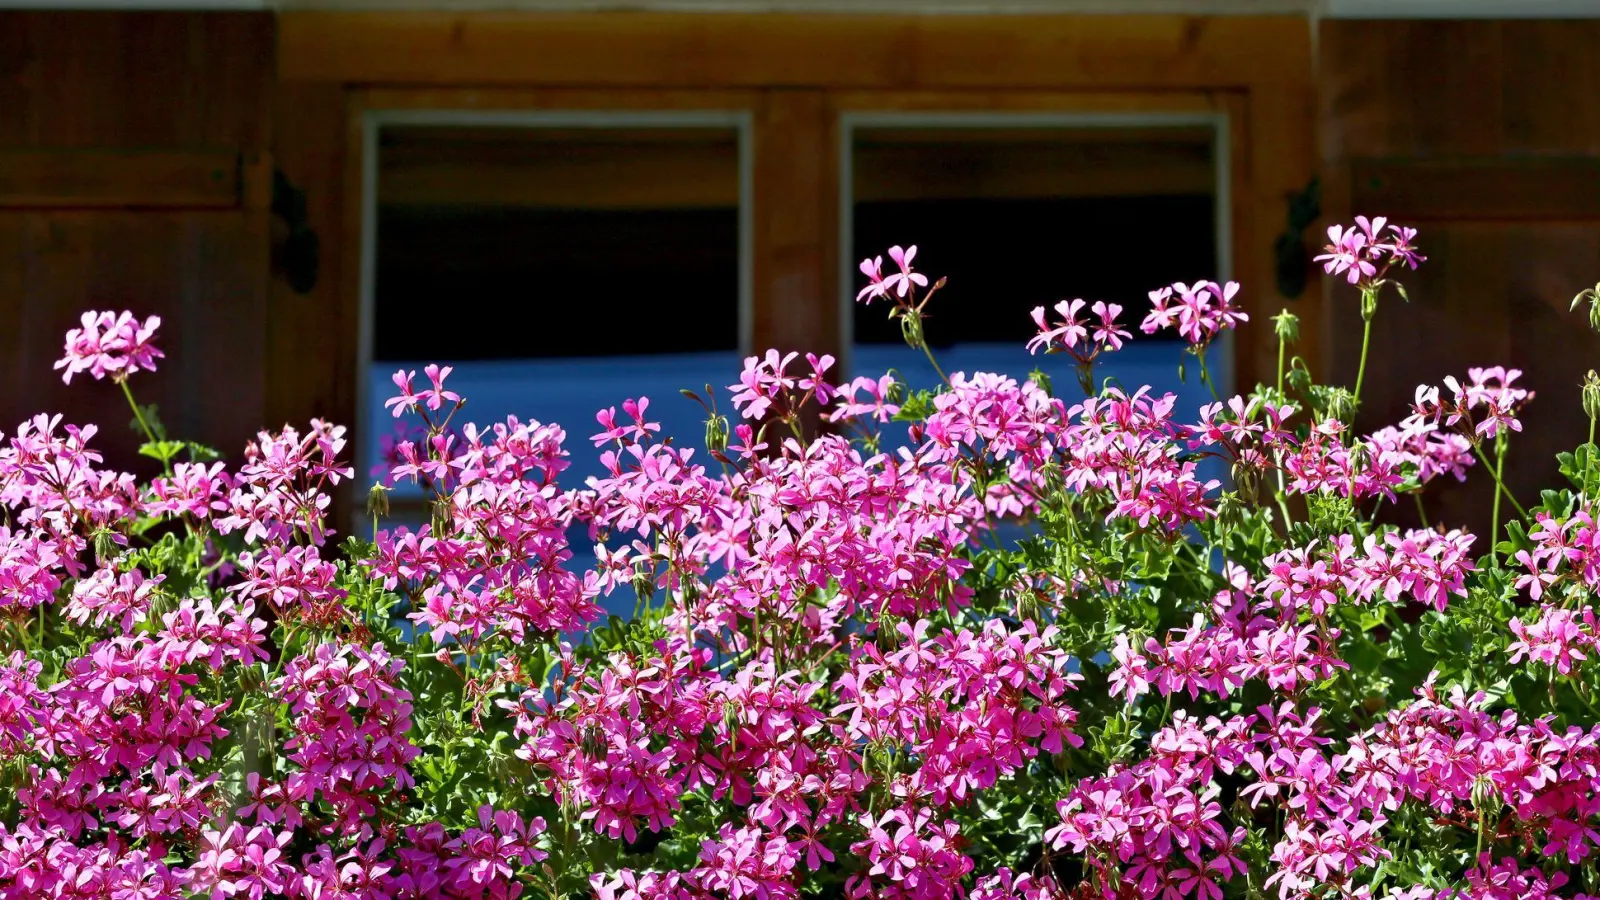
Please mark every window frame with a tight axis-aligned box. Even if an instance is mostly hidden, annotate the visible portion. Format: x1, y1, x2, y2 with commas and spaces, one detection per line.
355, 107, 756, 499
835, 108, 1234, 394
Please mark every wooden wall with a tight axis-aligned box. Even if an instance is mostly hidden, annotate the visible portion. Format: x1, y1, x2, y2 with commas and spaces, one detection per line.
1321, 20, 1600, 532
283, 11, 1316, 408
0, 12, 275, 469
0, 10, 1316, 504
7, 10, 1600, 542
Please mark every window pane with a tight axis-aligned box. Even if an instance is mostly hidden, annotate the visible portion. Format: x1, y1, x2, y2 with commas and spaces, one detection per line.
849, 125, 1222, 405
367, 123, 744, 505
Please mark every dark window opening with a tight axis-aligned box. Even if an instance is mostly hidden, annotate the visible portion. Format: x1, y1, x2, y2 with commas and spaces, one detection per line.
851, 194, 1216, 347
375, 205, 739, 361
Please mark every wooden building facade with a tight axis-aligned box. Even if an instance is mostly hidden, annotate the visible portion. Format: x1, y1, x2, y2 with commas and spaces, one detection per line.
2, 4, 1598, 528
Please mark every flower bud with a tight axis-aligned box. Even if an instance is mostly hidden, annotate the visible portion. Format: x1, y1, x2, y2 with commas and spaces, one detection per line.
93, 528, 119, 565
580, 722, 607, 759
366, 481, 391, 519
885, 378, 907, 406
722, 700, 742, 754
1360, 287, 1379, 321
1572, 284, 1600, 333
1584, 371, 1600, 423
1012, 584, 1037, 622
900, 310, 926, 351
1230, 460, 1259, 503
704, 413, 729, 455
1272, 309, 1300, 343
1470, 773, 1499, 816
631, 565, 655, 605
1323, 387, 1356, 423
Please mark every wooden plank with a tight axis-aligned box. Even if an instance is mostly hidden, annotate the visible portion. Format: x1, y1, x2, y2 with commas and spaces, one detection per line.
267, 81, 353, 433
1242, 78, 1318, 385
1503, 22, 1600, 155
0, 12, 275, 150
0, 212, 269, 465
1318, 18, 1600, 535
1348, 157, 1600, 222
358, 86, 762, 112
379, 136, 741, 209
0, 12, 275, 477
0, 148, 242, 209
855, 139, 1215, 201
374, 136, 1213, 210
279, 12, 1311, 90
752, 89, 837, 362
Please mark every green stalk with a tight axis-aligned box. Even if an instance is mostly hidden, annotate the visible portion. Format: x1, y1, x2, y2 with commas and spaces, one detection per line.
1471, 440, 1526, 519
1274, 329, 1294, 530
120, 379, 172, 475
919, 337, 950, 387
1194, 347, 1222, 403
1474, 437, 1523, 566
1352, 303, 1375, 414
1587, 413, 1596, 500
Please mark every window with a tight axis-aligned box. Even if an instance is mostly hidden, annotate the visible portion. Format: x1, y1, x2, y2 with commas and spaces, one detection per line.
360, 112, 752, 513
840, 115, 1230, 414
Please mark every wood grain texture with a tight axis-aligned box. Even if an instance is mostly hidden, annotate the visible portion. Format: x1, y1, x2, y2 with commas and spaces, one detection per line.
1348, 157, 1600, 222
279, 12, 1310, 90
316, 16, 1312, 401
752, 89, 837, 361
0, 149, 242, 209
1320, 18, 1600, 536
0, 212, 269, 460
0, 12, 274, 471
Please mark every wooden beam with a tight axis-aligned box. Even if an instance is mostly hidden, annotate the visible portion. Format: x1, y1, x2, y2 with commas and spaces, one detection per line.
379, 136, 741, 209
1349, 157, 1600, 222
855, 139, 1214, 201
751, 89, 837, 360
1242, 79, 1319, 385
279, 12, 1310, 90
0, 149, 243, 209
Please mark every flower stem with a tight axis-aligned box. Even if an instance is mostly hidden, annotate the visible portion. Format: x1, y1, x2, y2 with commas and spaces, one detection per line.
120, 379, 172, 475
920, 340, 950, 387
1352, 314, 1374, 415
1470, 439, 1525, 518
1587, 413, 1596, 500
1274, 332, 1294, 530
1195, 347, 1222, 403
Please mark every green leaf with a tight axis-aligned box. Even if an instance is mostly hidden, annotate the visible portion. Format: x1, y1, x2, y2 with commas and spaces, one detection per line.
139, 440, 185, 463
185, 441, 221, 462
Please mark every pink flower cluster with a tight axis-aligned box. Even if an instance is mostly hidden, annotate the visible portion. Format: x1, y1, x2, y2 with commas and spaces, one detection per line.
372, 408, 600, 646
1139, 280, 1248, 346
1, 316, 564, 900
1027, 298, 1131, 361
7, 218, 1600, 900
1048, 712, 1253, 900
275, 641, 420, 827
835, 620, 1083, 806
1111, 528, 1474, 707
54, 310, 164, 384
512, 619, 1081, 898
1315, 215, 1424, 286
1412, 367, 1535, 440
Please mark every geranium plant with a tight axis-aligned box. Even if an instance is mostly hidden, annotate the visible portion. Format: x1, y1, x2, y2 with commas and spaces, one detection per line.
3, 218, 1599, 900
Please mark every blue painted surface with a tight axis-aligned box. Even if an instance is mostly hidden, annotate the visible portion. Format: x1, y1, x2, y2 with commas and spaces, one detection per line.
366, 339, 1224, 618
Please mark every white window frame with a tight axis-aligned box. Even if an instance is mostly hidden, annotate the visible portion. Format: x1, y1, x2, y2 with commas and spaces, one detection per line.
355, 108, 755, 506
